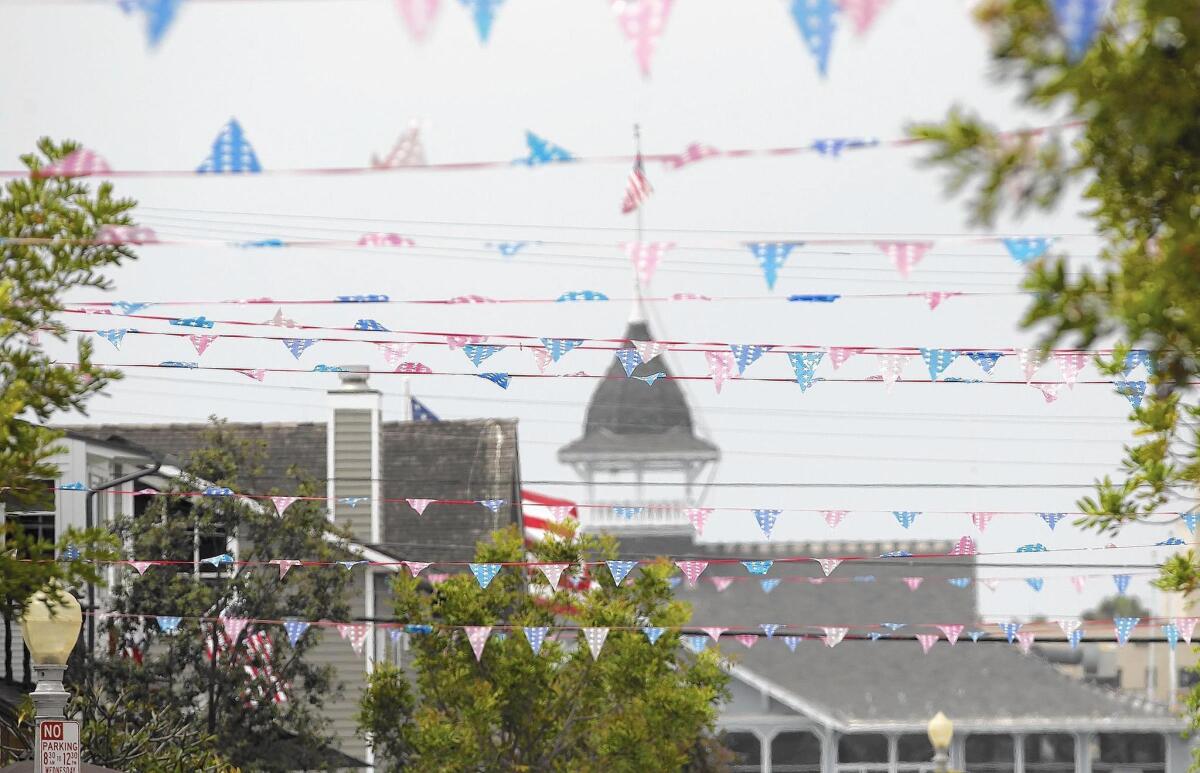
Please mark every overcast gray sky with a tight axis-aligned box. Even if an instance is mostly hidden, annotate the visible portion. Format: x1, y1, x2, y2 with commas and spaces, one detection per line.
1, 0, 1181, 622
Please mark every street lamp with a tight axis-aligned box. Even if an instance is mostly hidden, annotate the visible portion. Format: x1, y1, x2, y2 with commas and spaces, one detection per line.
927, 711, 953, 773
20, 586, 83, 723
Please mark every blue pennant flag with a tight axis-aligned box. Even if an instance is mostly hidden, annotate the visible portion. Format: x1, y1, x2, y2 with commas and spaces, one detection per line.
920, 348, 959, 381
746, 242, 797, 290
853, 575, 876, 583
156, 616, 182, 633
459, 0, 506, 43
354, 319, 389, 332
478, 499, 506, 513
404, 624, 433, 635
1114, 616, 1139, 646
788, 0, 838, 77
812, 138, 875, 157
517, 130, 573, 166
1113, 574, 1131, 595
730, 344, 769, 375
463, 344, 504, 366
1158, 537, 1185, 546
893, 511, 919, 529
61, 481, 88, 491
541, 338, 584, 362
1123, 350, 1153, 376
615, 348, 643, 377
682, 635, 708, 654
607, 560, 638, 585
112, 301, 150, 315
556, 290, 608, 302
137, 0, 183, 48
643, 626, 665, 645
203, 486, 234, 497
201, 553, 234, 567
759, 624, 780, 638
1002, 237, 1052, 263
881, 623, 906, 632
782, 635, 802, 652
283, 338, 317, 359
337, 560, 366, 571
1114, 379, 1146, 408
760, 578, 782, 594
312, 365, 348, 373
496, 241, 528, 257
1182, 513, 1199, 534
524, 626, 549, 655
753, 509, 781, 539
469, 563, 502, 589
1017, 543, 1048, 553
613, 506, 644, 520
742, 560, 773, 575
999, 622, 1021, 643
868, 632, 885, 641
967, 351, 1004, 375
197, 118, 262, 174
968, 630, 986, 643
1163, 623, 1179, 651
948, 578, 971, 589
879, 550, 912, 558
169, 316, 213, 329
1051, 0, 1111, 61
788, 294, 840, 303
237, 239, 284, 248
634, 372, 667, 386
1038, 512, 1067, 530
339, 496, 368, 508
787, 351, 825, 392
1026, 577, 1044, 592
159, 360, 198, 368
1067, 629, 1083, 648
412, 398, 439, 422
61, 545, 81, 561
336, 295, 389, 303
477, 372, 510, 389
96, 329, 129, 349
284, 618, 310, 646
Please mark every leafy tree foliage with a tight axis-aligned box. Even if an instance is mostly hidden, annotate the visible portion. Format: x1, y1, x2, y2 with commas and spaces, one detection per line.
1082, 594, 1153, 621
79, 420, 354, 771
358, 526, 729, 772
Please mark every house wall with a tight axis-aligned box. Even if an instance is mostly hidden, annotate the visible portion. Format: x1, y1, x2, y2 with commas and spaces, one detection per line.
330, 405, 377, 546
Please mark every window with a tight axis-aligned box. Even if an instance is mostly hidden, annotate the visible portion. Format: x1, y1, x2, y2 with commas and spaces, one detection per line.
1093, 733, 1166, 773
161, 499, 233, 577
2, 480, 56, 556
1025, 734, 1074, 773
772, 731, 821, 773
723, 731, 761, 772
965, 734, 1015, 773
897, 734, 934, 768
838, 734, 888, 771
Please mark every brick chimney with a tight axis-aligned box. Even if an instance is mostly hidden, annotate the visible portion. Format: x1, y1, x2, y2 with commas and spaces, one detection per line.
327, 367, 382, 544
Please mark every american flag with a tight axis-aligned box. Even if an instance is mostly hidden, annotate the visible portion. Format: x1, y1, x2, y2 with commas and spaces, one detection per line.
205, 626, 289, 706
522, 489, 592, 593
620, 152, 653, 214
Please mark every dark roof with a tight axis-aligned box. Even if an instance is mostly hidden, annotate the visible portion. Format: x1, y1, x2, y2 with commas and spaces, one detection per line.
558, 320, 718, 464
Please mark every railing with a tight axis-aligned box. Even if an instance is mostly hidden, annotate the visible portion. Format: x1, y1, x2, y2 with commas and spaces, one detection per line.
577, 502, 692, 531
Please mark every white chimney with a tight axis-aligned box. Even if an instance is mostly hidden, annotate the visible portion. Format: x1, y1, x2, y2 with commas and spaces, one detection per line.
327, 366, 382, 544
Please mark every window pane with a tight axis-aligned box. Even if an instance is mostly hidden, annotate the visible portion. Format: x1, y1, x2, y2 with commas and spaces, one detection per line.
724, 731, 761, 772
897, 734, 934, 762
838, 734, 888, 763
1097, 733, 1165, 768
1025, 734, 1074, 773
3, 480, 55, 513
966, 734, 1014, 773
773, 731, 821, 772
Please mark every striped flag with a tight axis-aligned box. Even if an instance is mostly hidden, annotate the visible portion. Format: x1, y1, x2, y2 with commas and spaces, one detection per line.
244, 630, 290, 706
620, 152, 653, 214
522, 489, 591, 593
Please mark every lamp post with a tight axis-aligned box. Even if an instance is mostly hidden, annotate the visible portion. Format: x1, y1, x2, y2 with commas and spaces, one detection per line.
927, 711, 953, 773
20, 586, 83, 773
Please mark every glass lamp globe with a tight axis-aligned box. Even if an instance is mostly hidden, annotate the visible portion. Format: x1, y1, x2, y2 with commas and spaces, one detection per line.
927, 711, 954, 750
20, 587, 83, 666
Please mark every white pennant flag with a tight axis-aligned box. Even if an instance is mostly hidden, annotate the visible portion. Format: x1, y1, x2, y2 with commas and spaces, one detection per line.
376, 342, 415, 366
582, 627, 609, 660
822, 626, 848, 648
878, 354, 908, 392
622, 241, 674, 286
1053, 351, 1088, 388
271, 496, 298, 517
538, 563, 568, 588
1015, 347, 1047, 383
1054, 617, 1082, 637
632, 339, 669, 362
465, 626, 491, 661
822, 510, 847, 529
705, 351, 736, 393
817, 558, 842, 577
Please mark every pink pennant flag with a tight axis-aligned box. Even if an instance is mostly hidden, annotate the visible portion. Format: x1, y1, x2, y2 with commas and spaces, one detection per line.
338, 623, 370, 654
1054, 351, 1088, 388
538, 563, 568, 587
828, 347, 862, 370
710, 576, 735, 592
404, 561, 431, 577
705, 351, 736, 393
676, 560, 708, 587
1053, 618, 1081, 637
1070, 576, 1087, 593
807, 577, 826, 585
129, 561, 154, 575
969, 512, 994, 532
530, 347, 553, 373
611, 0, 675, 78
394, 362, 432, 375
407, 498, 434, 516
701, 626, 727, 643
445, 334, 486, 350
685, 507, 713, 536
263, 309, 300, 328
39, 147, 111, 178
822, 626, 848, 648
271, 496, 298, 517
950, 536, 977, 556
878, 354, 908, 392
662, 142, 720, 169
188, 334, 218, 356
1015, 347, 1047, 383
876, 241, 932, 279
632, 339, 669, 362
1016, 630, 1037, 654
1036, 383, 1064, 403
1177, 617, 1199, 644
221, 616, 249, 643
840, 0, 891, 35
981, 579, 1000, 592
920, 291, 961, 311
817, 558, 842, 577
623, 241, 674, 285
735, 633, 757, 649
427, 572, 451, 585
377, 343, 415, 366
268, 559, 301, 579
547, 506, 573, 523
937, 624, 964, 645
235, 369, 266, 382
822, 510, 847, 528
132, 488, 158, 496
902, 577, 924, 591
394, 0, 440, 42
372, 123, 427, 167
465, 625, 491, 661
916, 633, 938, 654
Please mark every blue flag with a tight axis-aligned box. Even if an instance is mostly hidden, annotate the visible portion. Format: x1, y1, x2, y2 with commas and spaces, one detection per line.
948, 577, 971, 588
523, 626, 549, 655
753, 509, 781, 539
613, 506, 644, 521
284, 618, 310, 646
682, 635, 708, 654
615, 348, 642, 377
156, 616, 182, 633
1163, 623, 1179, 651
999, 622, 1021, 643
1114, 379, 1146, 408
477, 372, 510, 389
112, 301, 150, 315
760, 578, 782, 594
197, 118, 262, 174
741, 560, 773, 575
478, 499, 506, 513
782, 635, 802, 652
967, 351, 1004, 375
746, 242, 797, 290
1183, 513, 1199, 534
556, 290, 608, 302
412, 398, 439, 422
1051, 0, 1110, 61
1113, 616, 1139, 646
463, 344, 504, 366
517, 130, 573, 166
1038, 512, 1066, 530
139, 0, 183, 48
1026, 577, 1044, 592
1113, 574, 1131, 595
1002, 237, 1052, 263
1017, 543, 1048, 553
354, 319, 389, 332
920, 348, 959, 381
96, 329, 129, 349
469, 563, 502, 589
541, 338, 584, 362
759, 624, 780, 638
730, 344, 769, 375
1123, 350, 1153, 376
787, 351, 824, 392
893, 511, 919, 529
788, 0, 838, 77
459, 0, 506, 43
643, 627, 665, 645
607, 560, 638, 585
282, 338, 317, 359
